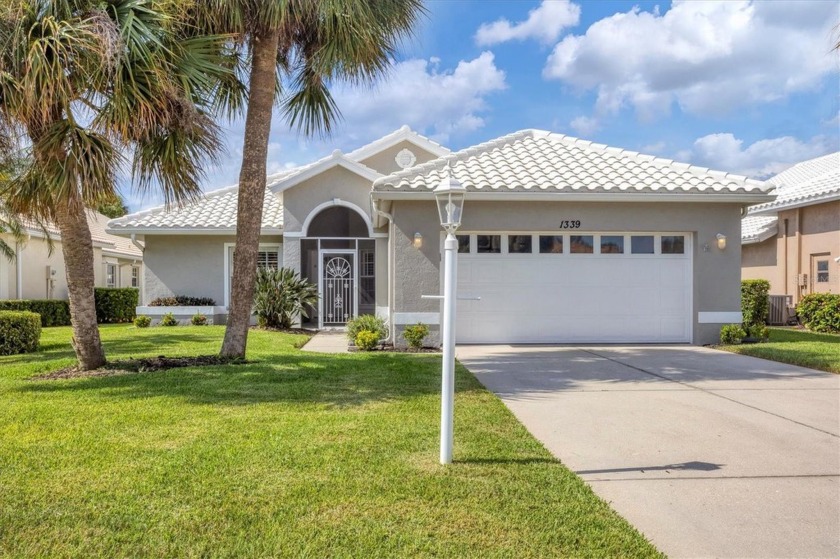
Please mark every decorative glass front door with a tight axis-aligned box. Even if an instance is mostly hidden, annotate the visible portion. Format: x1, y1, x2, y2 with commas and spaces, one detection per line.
319, 251, 357, 327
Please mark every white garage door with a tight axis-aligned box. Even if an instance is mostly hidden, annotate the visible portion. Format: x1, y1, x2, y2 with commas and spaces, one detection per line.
455, 232, 692, 343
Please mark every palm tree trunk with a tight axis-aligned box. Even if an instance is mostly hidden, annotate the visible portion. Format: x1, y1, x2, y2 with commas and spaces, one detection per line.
221, 28, 281, 358
54, 197, 106, 370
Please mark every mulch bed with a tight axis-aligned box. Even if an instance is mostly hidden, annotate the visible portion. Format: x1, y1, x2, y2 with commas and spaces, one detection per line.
350, 345, 441, 354
33, 355, 248, 381
250, 326, 315, 335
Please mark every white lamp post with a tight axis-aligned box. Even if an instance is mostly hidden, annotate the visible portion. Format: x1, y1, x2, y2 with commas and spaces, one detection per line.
434, 175, 466, 465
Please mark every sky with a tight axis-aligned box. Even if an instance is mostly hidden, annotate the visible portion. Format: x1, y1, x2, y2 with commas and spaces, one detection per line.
125, 0, 840, 212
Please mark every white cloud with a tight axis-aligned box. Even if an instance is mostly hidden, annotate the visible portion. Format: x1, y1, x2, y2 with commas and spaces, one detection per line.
544, 1, 838, 118
679, 133, 836, 178
641, 141, 666, 154
475, 0, 580, 46
569, 115, 600, 136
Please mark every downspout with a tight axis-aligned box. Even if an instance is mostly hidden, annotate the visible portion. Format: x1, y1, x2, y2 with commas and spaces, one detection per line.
130, 234, 145, 305
783, 218, 789, 297
371, 195, 395, 345
796, 208, 803, 302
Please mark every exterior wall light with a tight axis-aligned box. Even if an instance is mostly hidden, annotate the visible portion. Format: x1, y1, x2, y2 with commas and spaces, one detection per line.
433, 173, 466, 465
413, 232, 423, 249
716, 233, 727, 251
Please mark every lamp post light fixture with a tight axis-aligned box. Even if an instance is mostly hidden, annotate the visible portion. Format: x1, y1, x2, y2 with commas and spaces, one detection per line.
433, 175, 465, 465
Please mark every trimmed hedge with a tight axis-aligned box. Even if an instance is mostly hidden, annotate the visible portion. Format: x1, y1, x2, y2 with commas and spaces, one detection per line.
0, 311, 41, 355
94, 288, 139, 323
741, 279, 770, 327
797, 293, 840, 333
149, 296, 216, 307
0, 300, 70, 327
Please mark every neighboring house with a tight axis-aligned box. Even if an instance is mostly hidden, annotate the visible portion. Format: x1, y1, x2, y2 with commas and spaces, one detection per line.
0, 210, 143, 301
741, 152, 839, 314
107, 126, 773, 345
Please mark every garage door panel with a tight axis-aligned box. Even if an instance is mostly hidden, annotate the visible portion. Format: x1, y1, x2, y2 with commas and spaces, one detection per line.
455, 234, 691, 344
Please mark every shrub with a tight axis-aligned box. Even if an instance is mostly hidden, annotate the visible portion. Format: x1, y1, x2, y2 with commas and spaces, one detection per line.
0, 311, 41, 355
403, 323, 429, 350
149, 296, 216, 307
253, 267, 318, 329
741, 279, 770, 327
747, 323, 769, 341
797, 293, 840, 333
720, 324, 746, 345
134, 315, 151, 328
346, 314, 387, 343
355, 330, 379, 351
0, 300, 70, 326
94, 287, 138, 323
159, 312, 178, 327
191, 313, 208, 326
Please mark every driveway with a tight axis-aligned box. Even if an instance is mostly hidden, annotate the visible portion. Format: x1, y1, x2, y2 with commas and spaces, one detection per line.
457, 345, 840, 558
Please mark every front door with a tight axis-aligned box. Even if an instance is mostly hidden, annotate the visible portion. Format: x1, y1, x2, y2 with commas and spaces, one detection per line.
319, 250, 357, 328
811, 253, 831, 294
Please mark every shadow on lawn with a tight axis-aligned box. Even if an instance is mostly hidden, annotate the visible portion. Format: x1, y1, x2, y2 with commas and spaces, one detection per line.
19, 352, 481, 408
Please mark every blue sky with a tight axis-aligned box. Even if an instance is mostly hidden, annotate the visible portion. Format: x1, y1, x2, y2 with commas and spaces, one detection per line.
127, 0, 840, 211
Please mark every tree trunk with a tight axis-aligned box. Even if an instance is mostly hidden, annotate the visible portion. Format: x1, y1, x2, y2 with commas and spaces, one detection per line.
54, 195, 106, 370
221, 28, 281, 358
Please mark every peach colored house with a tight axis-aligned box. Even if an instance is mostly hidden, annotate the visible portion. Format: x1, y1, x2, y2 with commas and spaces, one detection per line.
741, 152, 839, 318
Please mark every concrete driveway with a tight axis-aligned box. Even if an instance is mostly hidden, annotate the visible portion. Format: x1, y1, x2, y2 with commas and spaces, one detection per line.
457, 345, 840, 558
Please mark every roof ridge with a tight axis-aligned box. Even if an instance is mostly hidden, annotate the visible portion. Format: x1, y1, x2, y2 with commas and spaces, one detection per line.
345, 124, 450, 161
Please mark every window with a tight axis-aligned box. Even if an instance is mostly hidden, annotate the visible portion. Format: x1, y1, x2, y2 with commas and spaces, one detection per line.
570, 235, 594, 254
631, 235, 655, 254
508, 235, 532, 254
539, 235, 563, 254
106, 263, 116, 288
257, 250, 279, 270
817, 260, 829, 283
131, 266, 139, 288
476, 235, 501, 253
600, 235, 624, 254
361, 250, 375, 277
661, 236, 685, 254
457, 235, 470, 253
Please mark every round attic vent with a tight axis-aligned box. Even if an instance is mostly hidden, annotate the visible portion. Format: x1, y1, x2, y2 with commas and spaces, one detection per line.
395, 148, 416, 169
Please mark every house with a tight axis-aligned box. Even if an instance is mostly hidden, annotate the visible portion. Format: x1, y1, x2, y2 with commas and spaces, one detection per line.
741, 152, 839, 317
0, 210, 143, 301
107, 126, 773, 345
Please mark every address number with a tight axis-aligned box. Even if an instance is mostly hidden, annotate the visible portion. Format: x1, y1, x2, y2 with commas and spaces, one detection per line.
559, 220, 581, 229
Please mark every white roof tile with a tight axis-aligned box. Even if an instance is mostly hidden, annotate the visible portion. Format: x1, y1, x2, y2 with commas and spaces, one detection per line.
746, 152, 839, 214
741, 214, 778, 244
373, 130, 772, 196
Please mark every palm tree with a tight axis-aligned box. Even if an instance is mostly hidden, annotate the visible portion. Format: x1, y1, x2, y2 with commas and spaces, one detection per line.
0, 0, 232, 369
193, 0, 425, 358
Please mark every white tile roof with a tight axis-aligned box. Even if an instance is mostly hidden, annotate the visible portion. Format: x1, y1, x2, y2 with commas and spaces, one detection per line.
19, 210, 143, 258
373, 130, 772, 198
746, 152, 839, 214
345, 124, 450, 161
741, 214, 778, 245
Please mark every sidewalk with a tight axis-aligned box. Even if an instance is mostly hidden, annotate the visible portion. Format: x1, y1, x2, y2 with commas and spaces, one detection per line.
301, 331, 348, 353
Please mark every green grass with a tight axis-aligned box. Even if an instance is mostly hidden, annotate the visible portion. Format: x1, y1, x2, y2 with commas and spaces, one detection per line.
720, 327, 840, 373
0, 325, 660, 558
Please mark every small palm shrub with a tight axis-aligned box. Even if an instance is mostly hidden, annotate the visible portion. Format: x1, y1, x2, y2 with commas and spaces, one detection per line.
720, 324, 746, 345
160, 313, 178, 327
253, 267, 318, 329
355, 330, 380, 351
347, 314, 387, 343
134, 315, 152, 328
403, 323, 429, 350
191, 313, 208, 326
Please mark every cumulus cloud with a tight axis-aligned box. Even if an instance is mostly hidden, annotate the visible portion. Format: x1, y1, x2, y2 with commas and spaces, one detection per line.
677, 133, 836, 178
475, 0, 580, 46
569, 115, 600, 137
544, 1, 838, 118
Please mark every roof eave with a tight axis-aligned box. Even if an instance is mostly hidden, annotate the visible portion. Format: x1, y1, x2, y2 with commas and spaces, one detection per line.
371, 190, 774, 204
106, 227, 284, 236
747, 192, 840, 215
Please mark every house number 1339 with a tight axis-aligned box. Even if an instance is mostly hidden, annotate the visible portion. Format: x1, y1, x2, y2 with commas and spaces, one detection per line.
559, 220, 581, 229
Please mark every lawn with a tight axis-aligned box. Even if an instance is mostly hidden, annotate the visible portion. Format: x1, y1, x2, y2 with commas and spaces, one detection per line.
719, 327, 840, 374
0, 325, 660, 558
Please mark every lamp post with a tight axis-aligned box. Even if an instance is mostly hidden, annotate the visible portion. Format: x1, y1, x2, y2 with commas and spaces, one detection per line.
434, 175, 466, 465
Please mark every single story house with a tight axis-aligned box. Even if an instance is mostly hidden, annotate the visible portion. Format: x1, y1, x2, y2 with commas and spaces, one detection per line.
741, 151, 839, 317
0, 210, 143, 301
108, 126, 774, 345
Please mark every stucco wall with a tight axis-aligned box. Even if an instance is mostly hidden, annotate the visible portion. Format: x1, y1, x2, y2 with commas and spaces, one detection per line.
391, 199, 745, 345
282, 167, 374, 234
358, 140, 441, 176
741, 201, 839, 301
143, 235, 282, 306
